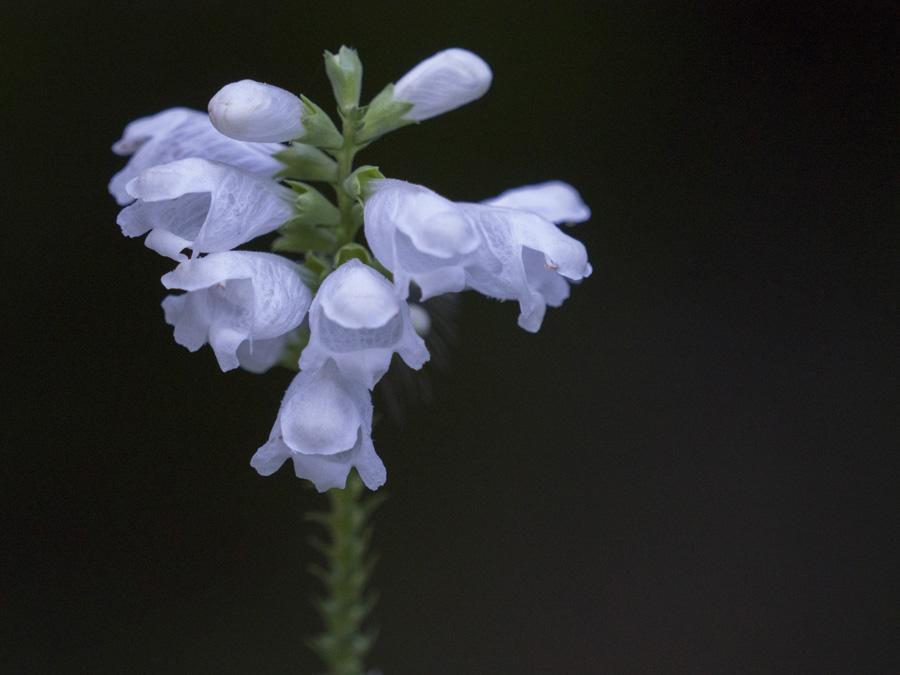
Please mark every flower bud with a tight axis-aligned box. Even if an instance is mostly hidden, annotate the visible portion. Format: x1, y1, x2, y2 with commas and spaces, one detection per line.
208, 80, 304, 142
393, 48, 492, 121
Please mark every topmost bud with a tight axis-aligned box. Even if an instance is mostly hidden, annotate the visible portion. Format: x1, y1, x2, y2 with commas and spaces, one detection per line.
393, 48, 492, 121
208, 80, 305, 142
324, 46, 364, 113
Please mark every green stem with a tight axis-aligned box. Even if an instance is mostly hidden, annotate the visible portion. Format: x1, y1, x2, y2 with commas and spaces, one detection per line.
308, 473, 381, 675
333, 112, 359, 246
309, 109, 379, 675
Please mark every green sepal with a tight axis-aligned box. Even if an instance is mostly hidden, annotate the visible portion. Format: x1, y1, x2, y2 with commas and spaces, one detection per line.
272, 221, 339, 255
357, 84, 415, 143
275, 143, 338, 182
296, 95, 344, 150
302, 252, 333, 288
284, 180, 341, 226
334, 243, 392, 280
324, 46, 363, 114
334, 243, 374, 267
342, 165, 385, 202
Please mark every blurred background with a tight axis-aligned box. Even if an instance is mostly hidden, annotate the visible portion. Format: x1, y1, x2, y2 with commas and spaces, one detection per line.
2, 1, 897, 673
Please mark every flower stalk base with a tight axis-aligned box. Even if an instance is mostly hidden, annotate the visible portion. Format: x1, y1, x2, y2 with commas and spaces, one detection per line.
307, 473, 383, 675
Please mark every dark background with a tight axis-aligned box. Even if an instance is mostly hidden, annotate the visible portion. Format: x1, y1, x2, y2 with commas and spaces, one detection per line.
2, 2, 897, 673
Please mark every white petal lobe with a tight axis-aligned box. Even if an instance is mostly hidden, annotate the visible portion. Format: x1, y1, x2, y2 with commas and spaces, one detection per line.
108, 108, 281, 205
483, 181, 591, 224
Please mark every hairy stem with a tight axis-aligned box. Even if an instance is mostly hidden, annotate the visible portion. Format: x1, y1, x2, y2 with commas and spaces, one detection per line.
307, 473, 381, 675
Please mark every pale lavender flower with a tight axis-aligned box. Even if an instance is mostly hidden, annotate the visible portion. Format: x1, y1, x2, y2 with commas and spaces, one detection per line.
161, 251, 311, 372
109, 108, 281, 205
364, 179, 592, 332
300, 260, 429, 389
250, 360, 386, 492
117, 158, 294, 261
363, 180, 481, 299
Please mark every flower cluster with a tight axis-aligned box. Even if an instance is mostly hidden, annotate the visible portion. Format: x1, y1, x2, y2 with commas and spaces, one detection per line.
110, 47, 591, 492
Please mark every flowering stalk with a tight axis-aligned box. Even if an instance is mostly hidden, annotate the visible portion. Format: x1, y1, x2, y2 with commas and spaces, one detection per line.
333, 108, 361, 245
109, 44, 592, 674
297, 94, 377, 675
307, 474, 382, 675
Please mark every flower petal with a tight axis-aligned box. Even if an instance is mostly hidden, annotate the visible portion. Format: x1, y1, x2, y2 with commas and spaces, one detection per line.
236, 334, 289, 374
364, 179, 480, 299
289, 430, 386, 492
482, 181, 591, 224
300, 261, 429, 389
208, 80, 305, 142
109, 108, 281, 205
122, 158, 294, 259
250, 437, 292, 476
161, 252, 311, 372
276, 362, 369, 456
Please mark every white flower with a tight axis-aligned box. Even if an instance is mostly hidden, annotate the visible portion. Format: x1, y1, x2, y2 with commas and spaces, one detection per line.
160, 251, 312, 372
363, 179, 482, 299
482, 180, 591, 224
460, 203, 592, 332
364, 179, 591, 332
109, 108, 281, 205
394, 48, 492, 121
250, 360, 386, 492
300, 260, 429, 389
208, 80, 305, 143
117, 157, 294, 261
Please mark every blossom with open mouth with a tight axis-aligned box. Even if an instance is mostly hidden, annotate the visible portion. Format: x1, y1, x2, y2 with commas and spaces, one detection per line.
117, 157, 294, 261
109, 108, 281, 205
161, 251, 311, 372
250, 360, 385, 492
365, 178, 591, 331
300, 259, 429, 389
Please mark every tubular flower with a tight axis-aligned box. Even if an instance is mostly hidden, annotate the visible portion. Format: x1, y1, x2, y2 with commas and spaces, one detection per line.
300, 260, 429, 389
208, 80, 305, 142
250, 360, 386, 492
109, 108, 281, 205
461, 203, 592, 332
394, 48, 493, 121
161, 251, 312, 372
117, 158, 294, 261
365, 179, 592, 332
363, 179, 481, 299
